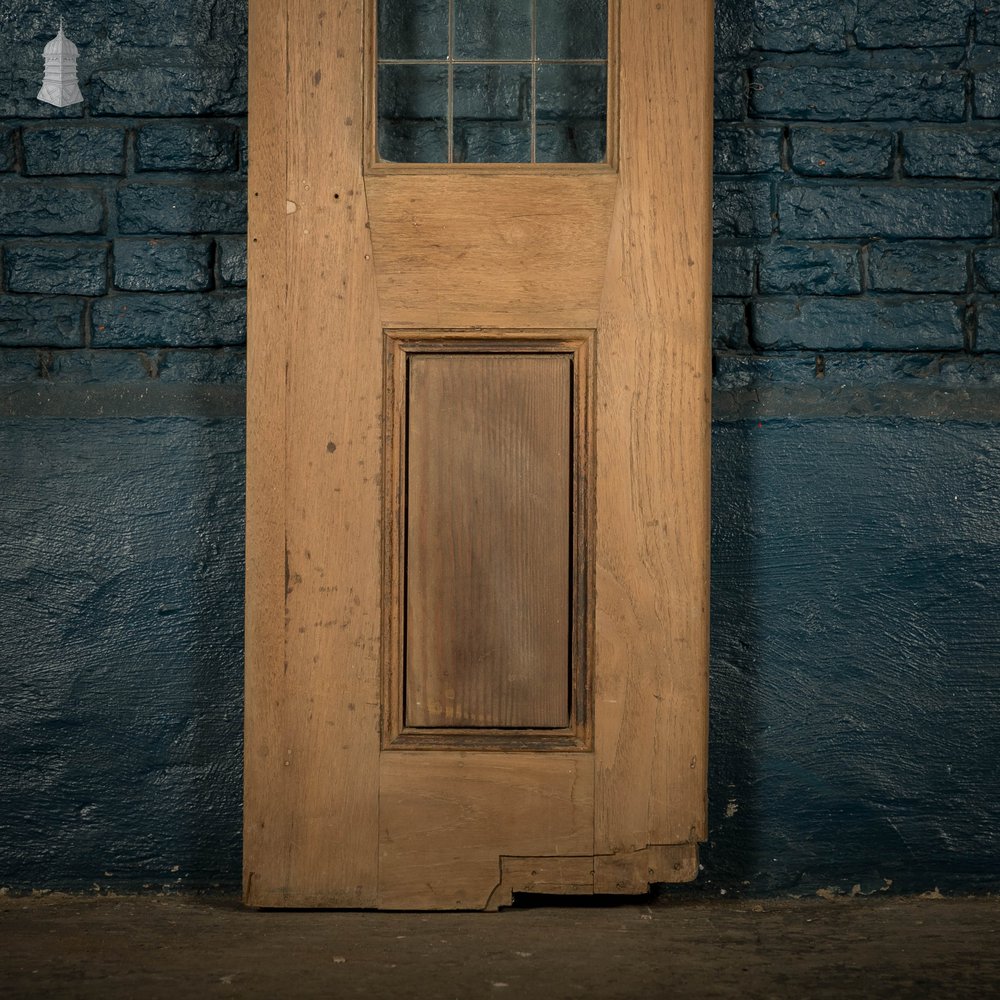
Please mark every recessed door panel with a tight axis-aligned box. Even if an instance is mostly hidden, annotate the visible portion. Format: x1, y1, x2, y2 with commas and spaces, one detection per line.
405, 352, 571, 729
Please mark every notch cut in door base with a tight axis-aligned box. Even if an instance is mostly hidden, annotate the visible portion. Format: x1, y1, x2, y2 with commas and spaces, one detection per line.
486, 844, 700, 911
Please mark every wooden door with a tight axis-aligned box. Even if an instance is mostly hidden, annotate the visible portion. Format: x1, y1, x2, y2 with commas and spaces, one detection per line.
245, 0, 712, 910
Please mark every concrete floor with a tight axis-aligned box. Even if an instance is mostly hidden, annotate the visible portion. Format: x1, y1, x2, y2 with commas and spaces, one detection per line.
1, 894, 998, 999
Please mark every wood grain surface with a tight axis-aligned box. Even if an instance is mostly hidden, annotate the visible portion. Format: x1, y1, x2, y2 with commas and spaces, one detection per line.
244, 0, 384, 907
242, 0, 290, 908
366, 173, 618, 329
246, 0, 712, 909
405, 353, 572, 729
378, 752, 594, 910
593, 0, 713, 854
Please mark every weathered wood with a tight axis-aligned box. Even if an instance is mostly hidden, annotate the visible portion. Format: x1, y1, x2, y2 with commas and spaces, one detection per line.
593, 0, 713, 856
593, 844, 700, 895
243, 0, 289, 908
406, 353, 572, 729
246, 0, 712, 909
366, 173, 618, 329
486, 856, 597, 910
244, 0, 384, 907
378, 752, 594, 910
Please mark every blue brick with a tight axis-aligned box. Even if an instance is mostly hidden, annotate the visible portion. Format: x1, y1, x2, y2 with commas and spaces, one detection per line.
713, 180, 773, 238
92, 293, 246, 348
714, 72, 747, 122
209, 0, 249, 42
3, 0, 212, 47
855, 0, 975, 48
713, 300, 749, 350
157, 349, 247, 384
117, 183, 246, 236
753, 298, 964, 351
0, 128, 15, 172
975, 71, 1000, 118
0, 181, 104, 236
790, 127, 894, 178
903, 127, 1000, 178
979, 6, 1000, 44
0, 348, 44, 383
0, 295, 84, 347
713, 354, 820, 391
779, 184, 993, 239
974, 247, 1000, 291
714, 126, 782, 175
107, 1, 212, 47
715, 3, 752, 59
35, 350, 156, 384
136, 123, 239, 173
21, 127, 126, 177
216, 238, 247, 288
0, 65, 85, 120
759, 245, 861, 295
751, 0, 853, 52
114, 239, 213, 292
868, 243, 969, 293
713, 244, 756, 297
89, 61, 247, 117
752, 67, 965, 122
4, 243, 108, 295
979, 302, 1000, 350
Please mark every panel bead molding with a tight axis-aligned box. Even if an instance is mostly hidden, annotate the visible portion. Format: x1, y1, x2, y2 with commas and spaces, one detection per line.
381, 331, 594, 752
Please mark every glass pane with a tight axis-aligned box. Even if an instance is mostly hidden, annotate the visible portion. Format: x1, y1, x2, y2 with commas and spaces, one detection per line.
535, 64, 607, 163
453, 64, 532, 162
536, 0, 608, 59
378, 64, 449, 163
535, 122, 606, 163
378, 0, 449, 59
375, 0, 610, 163
536, 62, 607, 121
454, 0, 532, 60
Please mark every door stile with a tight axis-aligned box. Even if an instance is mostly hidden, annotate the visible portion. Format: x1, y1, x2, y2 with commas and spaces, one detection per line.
593, 0, 713, 872
243, 0, 290, 907
246, 0, 385, 907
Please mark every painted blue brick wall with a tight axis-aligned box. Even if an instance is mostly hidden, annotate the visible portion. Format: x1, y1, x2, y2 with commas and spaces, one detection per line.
1, 1, 999, 897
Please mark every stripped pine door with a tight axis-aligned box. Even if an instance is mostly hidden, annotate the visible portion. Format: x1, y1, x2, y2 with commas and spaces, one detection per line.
245, 0, 713, 910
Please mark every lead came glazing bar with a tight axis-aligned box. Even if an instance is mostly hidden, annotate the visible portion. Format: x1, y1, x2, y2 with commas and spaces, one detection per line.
376, 0, 608, 164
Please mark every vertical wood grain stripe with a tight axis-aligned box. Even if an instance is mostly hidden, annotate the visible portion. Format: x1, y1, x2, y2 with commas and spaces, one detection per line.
593, 0, 713, 853
243, 0, 290, 906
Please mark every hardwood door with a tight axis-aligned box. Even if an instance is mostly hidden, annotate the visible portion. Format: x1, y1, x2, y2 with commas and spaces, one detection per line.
245, 0, 712, 910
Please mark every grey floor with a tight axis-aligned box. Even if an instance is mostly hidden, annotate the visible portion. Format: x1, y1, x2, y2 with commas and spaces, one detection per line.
2, 894, 998, 999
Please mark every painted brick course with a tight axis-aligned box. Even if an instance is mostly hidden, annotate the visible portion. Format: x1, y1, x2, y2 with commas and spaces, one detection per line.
759, 245, 861, 296
714, 0, 1000, 364
113, 238, 213, 292
751, 67, 966, 122
91, 292, 246, 348
789, 127, 895, 179
4, 243, 109, 296
0, 0, 247, 357
902, 126, 1000, 178
21, 126, 126, 176
753, 297, 966, 351
135, 123, 240, 173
